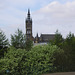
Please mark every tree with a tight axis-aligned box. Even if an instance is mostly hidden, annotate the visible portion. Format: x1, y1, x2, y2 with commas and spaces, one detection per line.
0, 45, 66, 75
62, 32, 75, 71
25, 39, 33, 51
23, 44, 66, 74
50, 30, 64, 48
0, 47, 27, 75
0, 29, 9, 58
11, 29, 26, 49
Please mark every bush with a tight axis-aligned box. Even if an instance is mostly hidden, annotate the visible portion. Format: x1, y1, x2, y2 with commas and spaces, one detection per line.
0, 47, 27, 75
22, 44, 66, 75
0, 45, 66, 75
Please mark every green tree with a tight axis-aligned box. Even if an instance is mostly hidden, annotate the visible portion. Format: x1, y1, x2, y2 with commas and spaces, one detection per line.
0, 45, 66, 75
62, 32, 75, 71
25, 39, 33, 51
52, 47, 66, 72
50, 30, 64, 48
11, 29, 26, 49
0, 29, 9, 58
22, 45, 66, 75
0, 47, 27, 75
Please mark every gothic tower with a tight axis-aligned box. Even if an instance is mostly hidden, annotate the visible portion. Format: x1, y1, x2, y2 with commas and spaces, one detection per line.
26, 9, 33, 40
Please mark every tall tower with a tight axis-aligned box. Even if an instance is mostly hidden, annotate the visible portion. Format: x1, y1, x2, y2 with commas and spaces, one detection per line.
26, 9, 33, 40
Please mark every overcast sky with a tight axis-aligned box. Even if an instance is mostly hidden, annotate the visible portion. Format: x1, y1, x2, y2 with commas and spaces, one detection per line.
0, 0, 75, 40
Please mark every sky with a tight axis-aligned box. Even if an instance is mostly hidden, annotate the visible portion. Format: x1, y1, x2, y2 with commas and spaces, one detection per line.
0, 0, 75, 40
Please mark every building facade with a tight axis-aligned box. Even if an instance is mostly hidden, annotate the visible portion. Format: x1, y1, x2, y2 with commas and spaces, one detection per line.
34, 34, 55, 43
26, 9, 55, 43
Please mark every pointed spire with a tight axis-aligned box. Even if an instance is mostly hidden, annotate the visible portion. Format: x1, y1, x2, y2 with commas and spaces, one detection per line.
28, 9, 30, 15
26, 9, 32, 21
27, 9, 30, 19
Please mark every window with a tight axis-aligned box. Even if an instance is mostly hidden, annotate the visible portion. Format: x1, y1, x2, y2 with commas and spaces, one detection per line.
27, 30, 31, 34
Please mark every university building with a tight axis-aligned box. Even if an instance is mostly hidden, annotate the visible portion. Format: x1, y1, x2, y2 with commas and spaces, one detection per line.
25, 9, 55, 43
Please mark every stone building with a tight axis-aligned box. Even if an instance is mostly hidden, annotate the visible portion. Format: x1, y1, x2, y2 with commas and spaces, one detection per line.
26, 9, 55, 43
26, 9, 33, 40
34, 34, 55, 43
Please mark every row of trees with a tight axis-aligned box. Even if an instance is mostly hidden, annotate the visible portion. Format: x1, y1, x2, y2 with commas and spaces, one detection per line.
0, 29, 33, 58
0, 29, 75, 74
50, 30, 75, 71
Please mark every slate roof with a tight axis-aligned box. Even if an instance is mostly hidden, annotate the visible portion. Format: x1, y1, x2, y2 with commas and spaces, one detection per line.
40, 34, 55, 42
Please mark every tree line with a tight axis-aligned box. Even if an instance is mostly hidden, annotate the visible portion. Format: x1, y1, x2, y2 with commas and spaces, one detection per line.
0, 29, 33, 58
0, 29, 75, 75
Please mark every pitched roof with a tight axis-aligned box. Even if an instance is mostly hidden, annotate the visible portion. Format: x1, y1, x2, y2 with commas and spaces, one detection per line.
40, 34, 55, 41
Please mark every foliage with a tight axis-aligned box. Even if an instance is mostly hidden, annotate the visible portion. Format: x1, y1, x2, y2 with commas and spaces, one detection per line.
0, 45, 65, 75
0, 47, 27, 75
50, 31, 75, 71
0, 28, 75, 74
25, 39, 33, 51
11, 29, 26, 49
62, 32, 75, 71
0, 29, 9, 58
24, 45, 65, 74
50, 30, 64, 48
52, 47, 66, 72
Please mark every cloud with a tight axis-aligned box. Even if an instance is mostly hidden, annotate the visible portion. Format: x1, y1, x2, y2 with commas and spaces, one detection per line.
0, 0, 75, 40
32, 1, 75, 37
0, 0, 7, 9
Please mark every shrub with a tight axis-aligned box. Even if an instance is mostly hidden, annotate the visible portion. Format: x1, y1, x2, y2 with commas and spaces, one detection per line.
22, 44, 66, 75
0, 45, 66, 75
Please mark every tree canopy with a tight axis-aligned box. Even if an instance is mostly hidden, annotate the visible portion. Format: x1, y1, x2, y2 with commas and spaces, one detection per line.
0, 29, 9, 48
11, 29, 26, 49
0, 29, 75, 74
0, 29, 9, 58
0, 45, 66, 75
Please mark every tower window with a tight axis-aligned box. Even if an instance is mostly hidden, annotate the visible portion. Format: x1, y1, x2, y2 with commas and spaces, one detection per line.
27, 31, 31, 34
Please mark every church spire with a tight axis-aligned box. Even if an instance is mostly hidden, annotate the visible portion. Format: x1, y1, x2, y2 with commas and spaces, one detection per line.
28, 9, 30, 15
26, 9, 32, 21
27, 9, 30, 19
